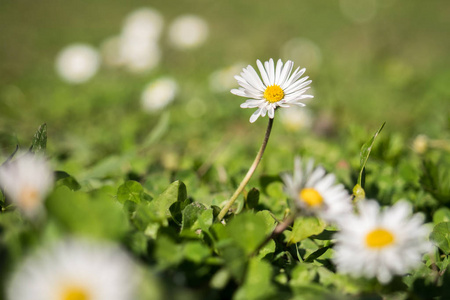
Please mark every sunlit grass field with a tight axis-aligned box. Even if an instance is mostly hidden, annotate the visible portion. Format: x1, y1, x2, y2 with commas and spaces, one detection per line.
0, 0, 449, 299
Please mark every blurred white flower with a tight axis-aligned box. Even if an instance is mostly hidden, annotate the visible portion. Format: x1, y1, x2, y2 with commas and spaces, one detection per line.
333, 200, 432, 283
231, 58, 313, 123
281, 38, 322, 73
0, 153, 53, 218
168, 15, 209, 50
279, 106, 313, 132
141, 77, 178, 112
339, 0, 378, 24
122, 7, 164, 41
120, 37, 161, 73
55, 44, 100, 84
7, 239, 139, 300
107, 7, 164, 73
281, 157, 352, 223
209, 62, 247, 93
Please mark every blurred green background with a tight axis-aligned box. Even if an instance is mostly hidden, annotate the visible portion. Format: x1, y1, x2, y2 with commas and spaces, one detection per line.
0, 0, 449, 192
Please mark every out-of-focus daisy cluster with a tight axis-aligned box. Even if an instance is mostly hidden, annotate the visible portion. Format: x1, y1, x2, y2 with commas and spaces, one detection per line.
55, 7, 210, 113
280, 156, 433, 284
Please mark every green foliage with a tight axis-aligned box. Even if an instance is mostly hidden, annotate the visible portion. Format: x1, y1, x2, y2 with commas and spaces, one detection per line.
420, 157, 450, 203
357, 122, 385, 188
117, 180, 144, 204
286, 217, 326, 246
54, 171, 81, 191
46, 186, 128, 240
29, 123, 47, 155
430, 222, 450, 254
1, 4, 449, 297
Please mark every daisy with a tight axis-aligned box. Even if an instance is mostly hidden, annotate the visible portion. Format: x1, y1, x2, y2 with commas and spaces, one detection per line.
231, 58, 313, 123
333, 199, 432, 283
7, 239, 139, 300
55, 44, 100, 84
0, 153, 53, 218
281, 157, 352, 223
141, 77, 178, 112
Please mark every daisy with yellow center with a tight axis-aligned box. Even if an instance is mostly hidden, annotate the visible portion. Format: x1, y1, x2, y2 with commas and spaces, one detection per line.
281, 157, 352, 223
0, 153, 54, 218
7, 239, 139, 300
333, 200, 432, 283
231, 58, 313, 123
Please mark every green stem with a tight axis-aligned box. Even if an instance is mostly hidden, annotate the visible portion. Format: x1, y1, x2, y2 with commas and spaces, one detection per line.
217, 117, 274, 222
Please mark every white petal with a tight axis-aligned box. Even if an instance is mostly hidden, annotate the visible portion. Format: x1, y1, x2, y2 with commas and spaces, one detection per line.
274, 59, 283, 85
256, 59, 270, 87
265, 58, 275, 84
278, 60, 293, 87
242, 66, 265, 91
250, 108, 262, 123
268, 106, 275, 118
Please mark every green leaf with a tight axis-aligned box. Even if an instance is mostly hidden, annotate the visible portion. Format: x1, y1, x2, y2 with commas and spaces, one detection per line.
256, 210, 277, 235
245, 188, 259, 209
430, 222, 450, 254
183, 241, 210, 263
433, 208, 450, 225
46, 186, 128, 240
154, 235, 183, 268
420, 157, 450, 203
54, 171, 81, 191
358, 122, 385, 187
234, 257, 276, 300
29, 123, 47, 155
169, 197, 193, 225
117, 180, 143, 204
181, 202, 207, 232
286, 217, 326, 246
149, 180, 187, 220
225, 211, 270, 255
304, 246, 331, 262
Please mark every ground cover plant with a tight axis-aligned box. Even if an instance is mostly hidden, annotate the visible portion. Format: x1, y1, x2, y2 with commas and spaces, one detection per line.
1, 1, 449, 299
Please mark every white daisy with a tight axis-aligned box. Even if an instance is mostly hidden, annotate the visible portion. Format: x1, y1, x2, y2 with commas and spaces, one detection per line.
0, 153, 53, 218
333, 200, 432, 283
7, 239, 139, 300
231, 58, 313, 123
55, 44, 100, 84
281, 157, 352, 223
141, 77, 178, 112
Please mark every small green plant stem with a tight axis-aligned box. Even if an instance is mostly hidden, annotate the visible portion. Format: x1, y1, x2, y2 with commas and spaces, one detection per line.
217, 118, 274, 222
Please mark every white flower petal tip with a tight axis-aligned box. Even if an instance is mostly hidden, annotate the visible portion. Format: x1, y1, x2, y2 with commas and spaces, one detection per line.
333, 199, 433, 284
231, 58, 313, 123
281, 156, 352, 223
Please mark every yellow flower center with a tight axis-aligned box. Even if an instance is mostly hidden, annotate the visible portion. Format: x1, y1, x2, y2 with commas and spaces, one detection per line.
18, 187, 40, 210
299, 188, 323, 207
365, 228, 395, 248
62, 286, 90, 300
263, 85, 284, 103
